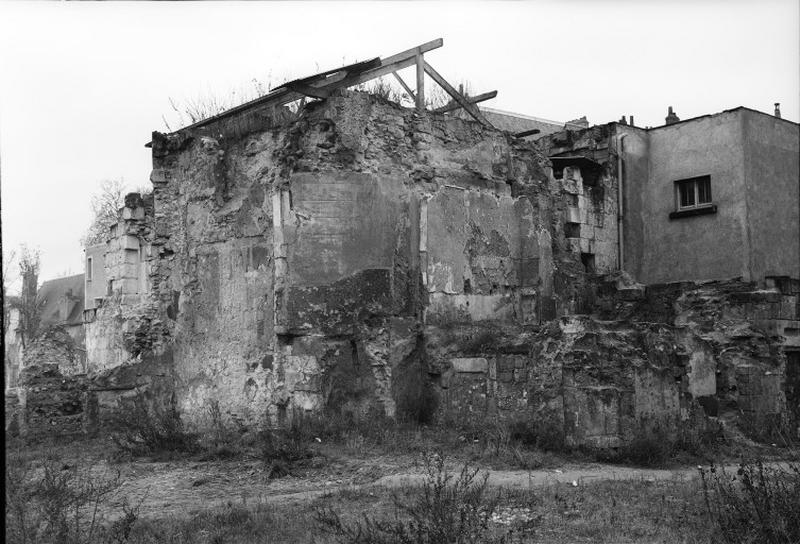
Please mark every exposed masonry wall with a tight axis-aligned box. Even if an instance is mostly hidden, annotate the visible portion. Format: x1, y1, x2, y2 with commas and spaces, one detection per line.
64, 92, 796, 445
435, 277, 798, 446
7, 328, 96, 438
86, 193, 157, 372
139, 91, 618, 428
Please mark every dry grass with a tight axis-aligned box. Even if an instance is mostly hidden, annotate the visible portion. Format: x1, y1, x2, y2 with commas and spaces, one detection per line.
5, 445, 134, 544
8, 432, 796, 544
314, 453, 514, 544
700, 457, 800, 544
109, 474, 716, 544
8, 408, 797, 544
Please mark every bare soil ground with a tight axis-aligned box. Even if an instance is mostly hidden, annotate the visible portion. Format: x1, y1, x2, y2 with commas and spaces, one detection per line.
99, 451, 733, 520
8, 434, 796, 543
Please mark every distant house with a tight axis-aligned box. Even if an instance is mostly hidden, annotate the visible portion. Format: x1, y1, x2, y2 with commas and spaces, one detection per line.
37, 274, 86, 362
4, 274, 88, 389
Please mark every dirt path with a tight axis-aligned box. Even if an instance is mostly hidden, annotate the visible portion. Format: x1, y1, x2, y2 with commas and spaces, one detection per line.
374, 464, 701, 489
105, 459, 726, 520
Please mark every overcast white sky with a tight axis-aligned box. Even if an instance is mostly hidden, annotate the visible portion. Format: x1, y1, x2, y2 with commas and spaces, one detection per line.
1, 0, 798, 292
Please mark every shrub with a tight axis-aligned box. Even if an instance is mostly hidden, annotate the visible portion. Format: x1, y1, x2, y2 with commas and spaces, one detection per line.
700, 458, 800, 544
110, 397, 198, 457
5, 448, 130, 544
617, 425, 673, 467
258, 412, 326, 478
506, 412, 565, 453
314, 452, 518, 544
196, 400, 242, 460
738, 412, 795, 447
593, 421, 723, 468
259, 427, 315, 479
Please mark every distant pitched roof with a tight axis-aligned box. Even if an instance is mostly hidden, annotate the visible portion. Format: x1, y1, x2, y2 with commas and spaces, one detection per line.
38, 274, 85, 327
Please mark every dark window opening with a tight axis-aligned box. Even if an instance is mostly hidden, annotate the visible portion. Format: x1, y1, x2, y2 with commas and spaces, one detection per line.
463, 278, 472, 294
565, 222, 581, 238
580, 252, 595, 274
676, 175, 712, 210
582, 169, 600, 186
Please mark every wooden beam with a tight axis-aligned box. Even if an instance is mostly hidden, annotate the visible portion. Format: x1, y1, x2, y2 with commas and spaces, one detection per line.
173, 39, 445, 133
393, 72, 415, 100
285, 38, 444, 98
284, 81, 331, 99
273, 57, 381, 91
415, 54, 425, 112
423, 61, 493, 128
379, 38, 442, 69
432, 90, 497, 114
514, 128, 541, 138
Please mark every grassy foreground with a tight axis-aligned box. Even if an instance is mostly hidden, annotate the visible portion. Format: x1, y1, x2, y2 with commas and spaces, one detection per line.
52, 475, 715, 543
5, 405, 799, 544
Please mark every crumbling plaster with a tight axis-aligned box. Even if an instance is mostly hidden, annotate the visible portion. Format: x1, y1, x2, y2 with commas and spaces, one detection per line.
139, 92, 617, 428
62, 92, 797, 447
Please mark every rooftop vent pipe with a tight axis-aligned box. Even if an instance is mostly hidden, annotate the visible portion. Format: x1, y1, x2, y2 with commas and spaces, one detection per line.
774, 103, 781, 118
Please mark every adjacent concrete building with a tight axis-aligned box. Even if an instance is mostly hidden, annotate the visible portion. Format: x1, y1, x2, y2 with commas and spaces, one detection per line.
617, 107, 800, 285
540, 106, 799, 284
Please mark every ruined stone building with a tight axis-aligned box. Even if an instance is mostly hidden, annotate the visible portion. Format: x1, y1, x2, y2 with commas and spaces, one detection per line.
4, 274, 88, 390
7, 40, 800, 445
4, 302, 22, 390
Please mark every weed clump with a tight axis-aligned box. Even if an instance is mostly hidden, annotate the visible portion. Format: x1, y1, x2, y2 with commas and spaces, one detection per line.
259, 425, 315, 479
314, 452, 525, 543
738, 411, 795, 446
5, 449, 134, 544
700, 457, 800, 544
109, 398, 198, 458
591, 421, 724, 468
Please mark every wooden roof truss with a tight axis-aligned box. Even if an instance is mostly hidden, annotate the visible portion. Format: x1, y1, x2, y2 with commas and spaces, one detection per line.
180, 38, 498, 133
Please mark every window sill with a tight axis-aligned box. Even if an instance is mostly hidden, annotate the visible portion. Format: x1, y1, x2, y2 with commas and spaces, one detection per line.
669, 204, 717, 219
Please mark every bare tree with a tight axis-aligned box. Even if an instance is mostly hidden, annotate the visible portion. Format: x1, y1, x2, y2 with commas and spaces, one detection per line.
82, 179, 126, 247
15, 245, 43, 347
3, 248, 16, 336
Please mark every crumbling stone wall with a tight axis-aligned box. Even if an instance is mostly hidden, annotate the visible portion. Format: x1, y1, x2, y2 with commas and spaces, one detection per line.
72, 91, 795, 447
8, 327, 96, 437
23, 325, 83, 376
142, 91, 615, 428
85, 192, 156, 373
14, 364, 94, 438
433, 277, 798, 445
80, 191, 174, 425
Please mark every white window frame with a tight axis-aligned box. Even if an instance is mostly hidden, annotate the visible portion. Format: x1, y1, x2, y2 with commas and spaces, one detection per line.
675, 175, 713, 211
